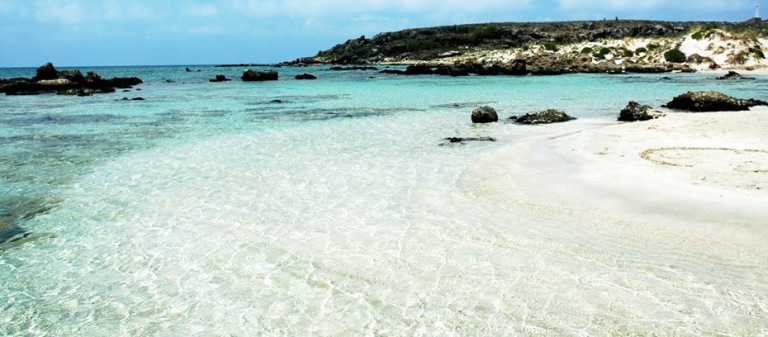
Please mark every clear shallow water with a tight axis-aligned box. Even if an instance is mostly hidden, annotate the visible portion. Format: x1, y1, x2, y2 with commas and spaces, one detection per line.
1, 66, 767, 335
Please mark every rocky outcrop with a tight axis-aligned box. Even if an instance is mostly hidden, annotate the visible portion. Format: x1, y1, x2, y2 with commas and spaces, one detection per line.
471, 106, 499, 123
0, 63, 142, 96
512, 109, 576, 124
241, 70, 279, 81
664, 91, 768, 112
618, 101, 666, 121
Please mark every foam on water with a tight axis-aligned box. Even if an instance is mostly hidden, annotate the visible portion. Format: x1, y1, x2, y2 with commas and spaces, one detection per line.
1, 68, 767, 335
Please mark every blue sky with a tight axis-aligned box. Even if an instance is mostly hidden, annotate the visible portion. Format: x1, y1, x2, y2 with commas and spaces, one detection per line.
0, 0, 760, 67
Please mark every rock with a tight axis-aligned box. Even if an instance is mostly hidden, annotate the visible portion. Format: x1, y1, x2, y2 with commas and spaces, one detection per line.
329, 66, 378, 71
515, 109, 576, 124
37, 78, 74, 86
664, 91, 768, 112
57, 87, 115, 96
618, 101, 665, 122
132, 97, 145, 101
295, 73, 317, 80
441, 137, 497, 145
444, 136, 496, 143
404, 65, 436, 75
209, 75, 231, 82
434, 65, 469, 77
471, 106, 499, 123
241, 70, 279, 81
33, 62, 58, 81
716, 71, 755, 80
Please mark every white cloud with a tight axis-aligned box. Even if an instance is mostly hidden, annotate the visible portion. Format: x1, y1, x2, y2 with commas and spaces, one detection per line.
231, 0, 533, 18
557, 0, 751, 12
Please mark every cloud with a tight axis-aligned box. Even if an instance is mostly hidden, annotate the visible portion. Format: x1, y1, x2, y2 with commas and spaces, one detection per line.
231, 0, 533, 18
557, 0, 751, 12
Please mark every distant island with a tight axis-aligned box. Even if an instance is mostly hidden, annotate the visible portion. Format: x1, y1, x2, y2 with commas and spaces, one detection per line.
287, 20, 768, 75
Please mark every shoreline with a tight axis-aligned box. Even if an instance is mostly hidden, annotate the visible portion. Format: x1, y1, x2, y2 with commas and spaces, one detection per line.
477, 107, 768, 246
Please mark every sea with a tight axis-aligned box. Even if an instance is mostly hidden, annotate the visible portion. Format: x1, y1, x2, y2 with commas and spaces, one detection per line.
1, 65, 766, 336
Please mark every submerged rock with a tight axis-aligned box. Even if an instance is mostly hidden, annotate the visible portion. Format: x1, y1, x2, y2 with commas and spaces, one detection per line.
440, 137, 497, 146
471, 106, 499, 123
618, 101, 666, 122
513, 109, 576, 124
209, 75, 231, 82
716, 71, 755, 80
664, 91, 768, 112
241, 70, 279, 82
295, 73, 317, 80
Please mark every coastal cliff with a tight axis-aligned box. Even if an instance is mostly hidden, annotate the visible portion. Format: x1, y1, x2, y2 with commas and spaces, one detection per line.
292, 20, 768, 74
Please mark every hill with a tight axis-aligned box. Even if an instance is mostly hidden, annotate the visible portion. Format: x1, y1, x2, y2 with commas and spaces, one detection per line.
290, 20, 768, 74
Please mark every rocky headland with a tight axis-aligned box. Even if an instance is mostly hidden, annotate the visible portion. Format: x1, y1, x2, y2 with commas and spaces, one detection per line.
288, 20, 768, 75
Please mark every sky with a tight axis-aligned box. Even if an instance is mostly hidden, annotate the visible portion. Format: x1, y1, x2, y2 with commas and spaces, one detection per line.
0, 0, 761, 67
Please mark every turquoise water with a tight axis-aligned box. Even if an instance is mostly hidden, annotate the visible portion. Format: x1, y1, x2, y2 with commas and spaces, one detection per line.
1, 66, 767, 335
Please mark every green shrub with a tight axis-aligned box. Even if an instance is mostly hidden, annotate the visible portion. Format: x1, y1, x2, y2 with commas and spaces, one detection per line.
598, 47, 612, 55
664, 49, 687, 63
647, 43, 660, 50
543, 42, 558, 51
691, 31, 704, 40
580, 47, 594, 54
635, 47, 647, 54
472, 25, 503, 43
622, 48, 634, 57
406, 39, 440, 52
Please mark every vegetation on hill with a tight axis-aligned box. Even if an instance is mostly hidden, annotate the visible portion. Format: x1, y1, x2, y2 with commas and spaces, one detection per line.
289, 20, 767, 73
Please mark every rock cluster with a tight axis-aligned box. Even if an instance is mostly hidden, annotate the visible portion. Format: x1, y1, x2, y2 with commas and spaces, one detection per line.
664, 91, 768, 112
618, 101, 666, 121
0, 62, 142, 96
512, 109, 576, 124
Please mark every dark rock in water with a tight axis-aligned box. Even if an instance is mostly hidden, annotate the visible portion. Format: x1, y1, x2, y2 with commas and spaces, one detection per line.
270, 99, 283, 103
329, 66, 378, 71
186, 67, 192, 72
209, 74, 231, 82
132, 97, 145, 101
295, 73, 317, 80
242, 70, 279, 81
57, 87, 115, 96
515, 109, 576, 124
471, 106, 499, 123
664, 91, 768, 112
165, 79, 176, 83
716, 71, 755, 80
618, 101, 665, 122
434, 65, 469, 77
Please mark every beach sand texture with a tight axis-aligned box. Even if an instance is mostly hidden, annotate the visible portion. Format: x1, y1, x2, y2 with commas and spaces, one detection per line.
478, 107, 768, 247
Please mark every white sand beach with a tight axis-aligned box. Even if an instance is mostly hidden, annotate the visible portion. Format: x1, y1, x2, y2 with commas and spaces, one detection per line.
478, 107, 768, 249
